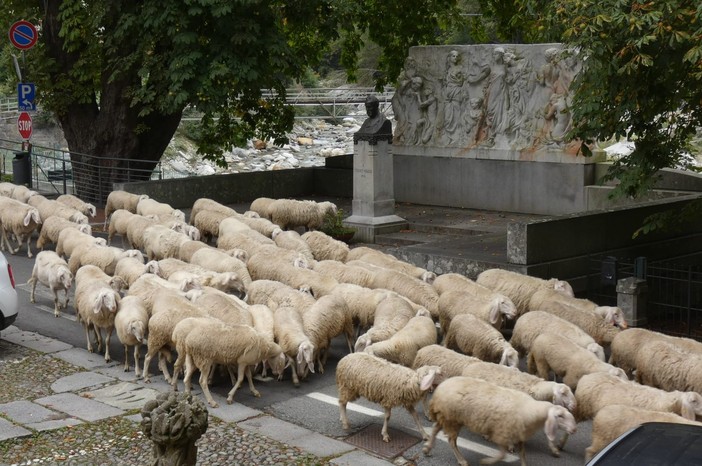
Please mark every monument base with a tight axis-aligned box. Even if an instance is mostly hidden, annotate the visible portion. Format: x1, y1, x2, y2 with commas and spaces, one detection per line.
344, 215, 408, 243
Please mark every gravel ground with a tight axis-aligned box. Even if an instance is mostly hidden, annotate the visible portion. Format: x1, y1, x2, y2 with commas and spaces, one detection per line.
0, 342, 330, 466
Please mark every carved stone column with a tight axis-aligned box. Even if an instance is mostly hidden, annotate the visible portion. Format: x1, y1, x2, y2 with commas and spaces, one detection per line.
141, 392, 209, 466
344, 95, 408, 243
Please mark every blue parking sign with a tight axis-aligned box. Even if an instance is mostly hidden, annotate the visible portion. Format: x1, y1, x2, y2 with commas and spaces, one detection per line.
17, 83, 36, 112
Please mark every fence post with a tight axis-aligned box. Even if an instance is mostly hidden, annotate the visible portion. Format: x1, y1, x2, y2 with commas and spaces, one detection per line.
616, 277, 648, 327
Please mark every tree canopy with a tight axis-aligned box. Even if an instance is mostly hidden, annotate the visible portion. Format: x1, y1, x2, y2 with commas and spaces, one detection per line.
1, 0, 457, 200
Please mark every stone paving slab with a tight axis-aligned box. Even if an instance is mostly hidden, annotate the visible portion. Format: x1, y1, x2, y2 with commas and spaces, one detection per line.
52, 347, 114, 369
51, 371, 115, 393
85, 381, 160, 411
0, 400, 66, 425
35, 393, 125, 422
2, 329, 73, 354
239, 415, 354, 458
0, 416, 31, 441
329, 450, 394, 466
210, 401, 263, 423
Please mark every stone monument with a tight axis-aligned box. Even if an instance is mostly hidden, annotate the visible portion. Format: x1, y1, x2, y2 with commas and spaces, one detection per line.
141, 392, 209, 466
344, 94, 408, 242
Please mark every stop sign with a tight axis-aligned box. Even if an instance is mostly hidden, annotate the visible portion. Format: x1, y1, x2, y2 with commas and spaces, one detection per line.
17, 112, 32, 140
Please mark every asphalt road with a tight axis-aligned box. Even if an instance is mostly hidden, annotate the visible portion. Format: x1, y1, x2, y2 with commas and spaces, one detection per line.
5, 248, 595, 466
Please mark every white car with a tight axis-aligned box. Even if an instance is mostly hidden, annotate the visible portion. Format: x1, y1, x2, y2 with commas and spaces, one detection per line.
0, 251, 18, 332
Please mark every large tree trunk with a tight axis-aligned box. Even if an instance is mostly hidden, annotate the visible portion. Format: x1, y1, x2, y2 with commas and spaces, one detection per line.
42, 1, 183, 205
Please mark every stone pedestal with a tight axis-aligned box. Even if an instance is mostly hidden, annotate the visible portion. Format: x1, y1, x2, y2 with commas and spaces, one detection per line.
344, 139, 407, 243
617, 277, 648, 327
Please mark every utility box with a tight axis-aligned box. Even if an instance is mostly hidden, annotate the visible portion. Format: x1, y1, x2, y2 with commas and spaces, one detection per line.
12, 151, 31, 188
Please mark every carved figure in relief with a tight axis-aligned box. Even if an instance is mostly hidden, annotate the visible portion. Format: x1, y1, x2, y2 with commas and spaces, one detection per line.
442, 50, 467, 145
481, 47, 509, 147
544, 93, 572, 145
403, 76, 437, 145
392, 56, 419, 142
463, 97, 483, 144
504, 51, 534, 147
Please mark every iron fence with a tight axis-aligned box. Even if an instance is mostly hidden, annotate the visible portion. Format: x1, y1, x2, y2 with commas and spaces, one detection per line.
587, 255, 702, 340
0, 138, 163, 205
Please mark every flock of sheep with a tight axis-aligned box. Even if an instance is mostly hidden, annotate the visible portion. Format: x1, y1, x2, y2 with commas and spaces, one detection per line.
2, 181, 702, 465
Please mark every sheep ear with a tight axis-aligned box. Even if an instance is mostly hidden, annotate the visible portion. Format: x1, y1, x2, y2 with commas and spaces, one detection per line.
93, 292, 106, 313
23, 211, 32, 227
488, 300, 500, 324
680, 394, 696, 420
544, 408, 558, 442
419, 370, 436, 391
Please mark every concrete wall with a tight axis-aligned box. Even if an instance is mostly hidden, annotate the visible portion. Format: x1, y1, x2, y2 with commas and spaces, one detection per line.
393, 154, 596, 215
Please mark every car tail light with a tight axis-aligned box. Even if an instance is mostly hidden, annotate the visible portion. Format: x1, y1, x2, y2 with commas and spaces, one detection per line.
7, 264, 15, 289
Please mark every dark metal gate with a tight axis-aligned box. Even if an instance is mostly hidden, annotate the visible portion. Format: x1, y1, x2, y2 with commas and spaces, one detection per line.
587, 255, 702, 340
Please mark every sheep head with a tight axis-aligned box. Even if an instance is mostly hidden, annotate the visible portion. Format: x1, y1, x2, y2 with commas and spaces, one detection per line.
86, 203, 97, 217
94, 289, 119, 313
24, 208, 41, 227
587, 342, 606, 361
57, 267, 73, 290
499, 347, 519, 368
296, 341, 315, 375
421, 271, 437, 284
78, 224, 92, 235
552, 384, 576, 412
416, 365, 443, 391
600, 306, 628, 329
552, 279, 574, 297
129, 320, 147, 343
679, 392, 702, 421
544, 405, 577, 444
71, 212, 89, 224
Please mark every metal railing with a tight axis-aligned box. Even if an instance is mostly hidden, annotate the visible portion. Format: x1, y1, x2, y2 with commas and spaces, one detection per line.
0, 138, 163, 205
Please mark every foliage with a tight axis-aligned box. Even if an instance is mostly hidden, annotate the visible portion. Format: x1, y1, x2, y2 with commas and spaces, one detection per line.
550, 0, 702, 199
321, 208, 356, 238
0, 0, 461, 172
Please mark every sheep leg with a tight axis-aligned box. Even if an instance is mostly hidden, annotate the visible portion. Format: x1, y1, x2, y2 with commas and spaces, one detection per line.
407, 406, 429, 441
422, 423, 441, 456
28, 277, 37, 304
62, 290, 70, 309
197, 361, 218, 408
480, 446, 507, 465
338, 399, 350, 430
142, 350, 155, 382
381, 407, 392, 442
83, 323, 94, 353
24, 234, 32, 258
245, 366, 261, 398
52, 290, 61, 318
133, 344, 142, 378
158, 350, 173, 383
171, 354, 185, 391
447, 430, 469, 466
123, 344, 130, 372
103, 327, 113, 362
556, 431, 569, 452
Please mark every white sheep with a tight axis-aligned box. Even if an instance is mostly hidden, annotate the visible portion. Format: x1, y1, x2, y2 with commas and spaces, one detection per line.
273, 304, 316, 386
510, 310, 606, 360
330, 283, 390, 333
114, 256, 162, 288
136, 197, 185, 221
443, 313, 520, 368
249, 197, 276, 219
188, 247, 252, 286
9, 184, 38, 203
114, 295, 149, 377
68, 243, 144, 275
190, 209, 233, 243
29, 196, 88, 225
189, 286, 252, 327
365, 310, 437, 367
267, 198, 337, 231
272, 229, 315, 263
476, 268, 574, 316
633, 340, 702, 393
301, 294, 354, 374
36, 216, 91, 251
56, 194, 96, 218
189, 198, 238, 224
124, 213, 161, 250
354, 294, 416, 352
27, 250, 73, 317
422, 376, 577, 465
247, 250, 338, 297
246, 279, 315, 312
236, 215, 282, 238
347, 246, 436, 283
527, 333, 627, 390
528, 294, 622, 346
301, 230, 349, 262
460, 361, 577, 412
142, 224, 193, 261
217, 216, 253, 237
529, 288, 628, 329
411, 344, 482, 378
433, 272, 519, 318
336, 352, 442, 442
181, 318, 286, 407
104, 191, 149, 227
177, 240, 210, 262
74, 265, 122, 362
609, 327, 702, 377
168, 269, 245, 298
575, 371, 702, 421
127, 273, 202, 315
0, 182, 16, 197
142, 291, 209, 383
438, 289, 516, 333
313, 260, 376, 288
216, 231, 274, 257
367, 266, 440, 319
0, 197, 42, 258
106, 209, 140, 246
55, 229, 107, 259
586, 404, 702, 461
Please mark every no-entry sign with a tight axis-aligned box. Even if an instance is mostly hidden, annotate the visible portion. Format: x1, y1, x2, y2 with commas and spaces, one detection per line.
17, 112, 32, 140
9, 20, 38, 50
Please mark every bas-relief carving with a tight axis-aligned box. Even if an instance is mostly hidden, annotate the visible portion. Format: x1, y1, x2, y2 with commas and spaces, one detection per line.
391, 44, 582, 154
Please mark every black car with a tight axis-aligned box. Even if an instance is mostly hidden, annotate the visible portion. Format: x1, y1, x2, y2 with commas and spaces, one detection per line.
586, 422, 702, 465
